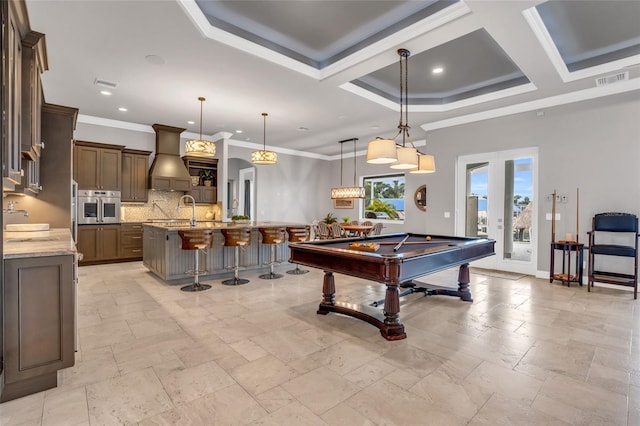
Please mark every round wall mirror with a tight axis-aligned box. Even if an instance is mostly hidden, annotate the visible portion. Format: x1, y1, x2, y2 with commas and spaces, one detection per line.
414, 185, 427, 211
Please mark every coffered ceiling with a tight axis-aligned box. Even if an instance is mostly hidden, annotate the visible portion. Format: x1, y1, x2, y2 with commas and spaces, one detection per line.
25, 0, 640, 157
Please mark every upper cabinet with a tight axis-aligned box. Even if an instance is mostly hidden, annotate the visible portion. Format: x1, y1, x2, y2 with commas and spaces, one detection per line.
121, 148, 150, 202
183, 156, 218, 204
2, 0, 29, 189
21, 31, 46, 160
74, 141, 124, 191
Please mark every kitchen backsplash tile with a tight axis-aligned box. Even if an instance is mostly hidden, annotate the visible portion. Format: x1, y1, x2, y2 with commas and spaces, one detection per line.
121, 191, 220, 223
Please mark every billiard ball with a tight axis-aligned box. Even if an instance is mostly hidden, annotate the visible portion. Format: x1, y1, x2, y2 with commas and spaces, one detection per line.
426, 236, 431, 241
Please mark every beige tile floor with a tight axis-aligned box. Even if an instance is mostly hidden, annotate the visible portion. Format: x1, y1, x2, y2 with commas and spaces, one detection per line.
0, 261, 638, 425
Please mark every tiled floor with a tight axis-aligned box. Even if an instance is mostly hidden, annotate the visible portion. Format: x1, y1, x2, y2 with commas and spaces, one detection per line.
0, 261, 638, 425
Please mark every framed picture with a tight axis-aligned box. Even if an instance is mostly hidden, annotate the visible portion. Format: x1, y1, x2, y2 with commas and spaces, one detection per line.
333, 198, 354, 209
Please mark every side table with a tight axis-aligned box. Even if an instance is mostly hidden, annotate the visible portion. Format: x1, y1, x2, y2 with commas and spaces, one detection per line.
550, 241, 584, 286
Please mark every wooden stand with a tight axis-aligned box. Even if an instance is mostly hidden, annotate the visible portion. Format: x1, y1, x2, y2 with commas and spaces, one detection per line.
550, 241, 584, 286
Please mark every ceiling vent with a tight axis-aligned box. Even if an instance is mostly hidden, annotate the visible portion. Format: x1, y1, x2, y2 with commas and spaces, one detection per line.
595, 72, 628, 87
93, 78, 118, 89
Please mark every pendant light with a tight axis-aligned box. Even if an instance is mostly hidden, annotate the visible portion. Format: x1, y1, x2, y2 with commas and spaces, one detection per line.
185, 97, 216, 157
331, 138, 365, 199
366, 49, 435, 173
251, 112, 277, 165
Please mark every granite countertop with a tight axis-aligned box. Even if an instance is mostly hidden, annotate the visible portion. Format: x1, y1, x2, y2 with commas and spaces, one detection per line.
3, 228, 77, 259
143, 221, 304, 231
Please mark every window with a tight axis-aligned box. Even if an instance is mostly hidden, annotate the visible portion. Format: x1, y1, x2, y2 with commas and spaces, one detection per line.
362, 173, 405, 221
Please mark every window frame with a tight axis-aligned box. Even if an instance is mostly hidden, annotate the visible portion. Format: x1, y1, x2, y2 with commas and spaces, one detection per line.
360, 172, 406, 223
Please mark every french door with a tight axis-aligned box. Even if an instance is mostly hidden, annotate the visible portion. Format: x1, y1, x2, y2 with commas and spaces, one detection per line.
456, 148, 538, 274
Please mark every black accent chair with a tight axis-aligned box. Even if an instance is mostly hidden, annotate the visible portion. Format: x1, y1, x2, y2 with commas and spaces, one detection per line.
587, 213, 638, 299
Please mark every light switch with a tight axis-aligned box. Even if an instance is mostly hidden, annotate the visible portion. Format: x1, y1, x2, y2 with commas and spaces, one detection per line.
444, 211, 450, 218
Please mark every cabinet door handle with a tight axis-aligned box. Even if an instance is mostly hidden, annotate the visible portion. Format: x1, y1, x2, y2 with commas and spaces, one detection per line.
131, 236, 142, 240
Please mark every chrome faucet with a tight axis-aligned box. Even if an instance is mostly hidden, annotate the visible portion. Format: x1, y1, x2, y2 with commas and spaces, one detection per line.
177, 195, 197, 227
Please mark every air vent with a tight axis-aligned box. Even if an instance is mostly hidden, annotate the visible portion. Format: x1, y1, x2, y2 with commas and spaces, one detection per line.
595, 72, 628, 87
93, 78, 118, 89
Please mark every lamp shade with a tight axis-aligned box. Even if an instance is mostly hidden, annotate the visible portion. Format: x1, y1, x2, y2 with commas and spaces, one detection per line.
331, 186, 366, 199
389, 146, 418, 169
410, 154, 436, 174
366, 139, 397, 164
251, 150, 277, 164
185, 139, 216, 157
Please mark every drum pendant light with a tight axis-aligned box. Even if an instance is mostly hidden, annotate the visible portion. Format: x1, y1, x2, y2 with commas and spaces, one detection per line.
185, 97, 216, 157
251, 113, 277, 165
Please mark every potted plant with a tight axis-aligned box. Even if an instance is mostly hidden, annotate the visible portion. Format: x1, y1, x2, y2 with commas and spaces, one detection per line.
231, 214, 251, 224
342, 216, 350, 223
322, 213, 337, 224
201, 170, 214, 186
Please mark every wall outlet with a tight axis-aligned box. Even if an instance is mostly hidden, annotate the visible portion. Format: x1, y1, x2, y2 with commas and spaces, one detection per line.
444, 211, 451, 218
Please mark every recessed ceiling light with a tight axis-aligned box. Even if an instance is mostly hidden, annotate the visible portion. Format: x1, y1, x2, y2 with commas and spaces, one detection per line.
432, 67, 444, 74
187, 120, 195, 125
145, 54, 165, 65
246, 138, 251, 141
235, 130, 243, 134
297, 126, 309, 132
100, 90, 112, 96
118, 107, 128, 112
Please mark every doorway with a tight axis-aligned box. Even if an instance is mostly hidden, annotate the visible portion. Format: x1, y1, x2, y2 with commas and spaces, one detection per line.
238, 167, 255, 219
456, 147, 538, 274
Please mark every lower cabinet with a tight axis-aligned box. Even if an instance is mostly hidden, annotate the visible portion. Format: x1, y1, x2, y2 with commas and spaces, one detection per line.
2, 255, 75, 402
120, 222, 143, 260
77, 225, 120, 265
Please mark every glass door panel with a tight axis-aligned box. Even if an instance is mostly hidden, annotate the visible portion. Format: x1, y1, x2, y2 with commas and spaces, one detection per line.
457, 148, 537, 274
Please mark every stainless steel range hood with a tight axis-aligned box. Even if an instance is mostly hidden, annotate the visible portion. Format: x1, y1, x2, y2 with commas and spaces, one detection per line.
149, 124, 192, 191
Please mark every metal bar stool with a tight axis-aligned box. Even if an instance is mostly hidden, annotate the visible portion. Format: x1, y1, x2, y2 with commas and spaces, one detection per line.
221, 227, 252, 286
286, 225, 310, 275
258, 226, 286, 279
178, 229, 214, 292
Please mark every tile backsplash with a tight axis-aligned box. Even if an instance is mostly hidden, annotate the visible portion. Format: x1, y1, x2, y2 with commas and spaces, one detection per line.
121, 191, 221, 223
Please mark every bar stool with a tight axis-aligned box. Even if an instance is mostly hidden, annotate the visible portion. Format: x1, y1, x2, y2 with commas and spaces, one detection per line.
286, 225, 310, 275
178, 229, 214, 292
259, 226, 286, 279
221, 228, 252, 286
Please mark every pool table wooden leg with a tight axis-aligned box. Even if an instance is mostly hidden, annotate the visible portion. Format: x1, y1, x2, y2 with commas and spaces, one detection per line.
457, 263, 473, 302
317, 271, 336, 313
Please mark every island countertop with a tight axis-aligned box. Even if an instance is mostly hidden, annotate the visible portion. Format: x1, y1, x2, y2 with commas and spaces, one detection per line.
142, 221, 305, 231
3, 228, 77, 259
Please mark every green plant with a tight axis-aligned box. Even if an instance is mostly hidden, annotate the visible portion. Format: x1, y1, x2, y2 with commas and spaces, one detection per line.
365, 199, 399, 219
231, 214, 250, 220
322, 213, 337, 224
201, 170, 214, 181
342, 216, 350, 223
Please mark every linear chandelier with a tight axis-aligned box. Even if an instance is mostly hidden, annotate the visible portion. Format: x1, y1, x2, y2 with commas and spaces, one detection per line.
331, 138, 365, 199
366, 49, 435, 174
185, 97, 216, 157
251, 112, 277, 165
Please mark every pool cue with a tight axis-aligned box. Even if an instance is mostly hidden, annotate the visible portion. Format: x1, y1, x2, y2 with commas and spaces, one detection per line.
379, 241, 451, 245
575, 188, 579, 245
551, 189, 556, 243
393, 235, 410, 252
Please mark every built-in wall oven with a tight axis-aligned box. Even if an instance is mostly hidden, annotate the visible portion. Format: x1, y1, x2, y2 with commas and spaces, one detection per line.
77, 190, 121, 224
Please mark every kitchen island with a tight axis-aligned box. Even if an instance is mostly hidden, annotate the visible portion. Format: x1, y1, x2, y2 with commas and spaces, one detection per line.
142, 221, 302, 282
2, 228, 77, 401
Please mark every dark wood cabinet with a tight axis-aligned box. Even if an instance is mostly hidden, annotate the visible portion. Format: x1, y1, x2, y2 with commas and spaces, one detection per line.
77, 225, 120, 265
122, 149, 150, 202
21, 31, 46, 160
120, 222, 143, 260
183, 156, 218, 204
74, 141, 124, 190
2, 255, 75, 402
2, 0, 28, 190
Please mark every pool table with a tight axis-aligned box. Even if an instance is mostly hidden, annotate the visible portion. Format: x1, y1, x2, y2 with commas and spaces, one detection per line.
289, 233, 495, 340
